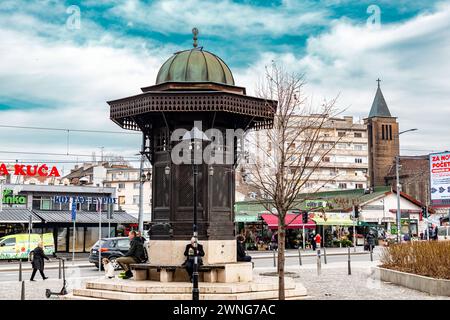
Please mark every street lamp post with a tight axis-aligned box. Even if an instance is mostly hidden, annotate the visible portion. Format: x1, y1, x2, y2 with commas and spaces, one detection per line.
181, 127, 210, 301
395, 128, 418, 243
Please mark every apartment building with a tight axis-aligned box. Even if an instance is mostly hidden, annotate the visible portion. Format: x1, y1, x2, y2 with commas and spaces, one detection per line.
238, 115, 369, 200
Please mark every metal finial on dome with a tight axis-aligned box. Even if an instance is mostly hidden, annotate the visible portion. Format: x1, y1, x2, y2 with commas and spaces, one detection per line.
192, 27, 199, 48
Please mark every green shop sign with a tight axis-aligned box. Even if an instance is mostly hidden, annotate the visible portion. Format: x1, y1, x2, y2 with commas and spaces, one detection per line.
305, 200, 327, 209
2, 189, 27, 205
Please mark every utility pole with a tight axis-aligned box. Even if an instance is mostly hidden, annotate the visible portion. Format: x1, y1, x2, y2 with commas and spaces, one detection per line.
138, 133, 145, 233
395, 155, 401, 243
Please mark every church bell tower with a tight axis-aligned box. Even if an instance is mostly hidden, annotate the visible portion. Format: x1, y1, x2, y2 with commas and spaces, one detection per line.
365, 79, 399, 189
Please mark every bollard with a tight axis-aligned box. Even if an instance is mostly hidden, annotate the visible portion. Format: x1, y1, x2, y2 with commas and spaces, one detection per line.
20, 280, 25, 300
298, 247, 302, 266
316, 249, 321, 276
58, 259, 62, 279
323, 247, 327, 264
19, 259, 22, 282
62, 259, 66, 281
273, 249, 277, 268
348, 247, 351, 275
370, 246, 373, 262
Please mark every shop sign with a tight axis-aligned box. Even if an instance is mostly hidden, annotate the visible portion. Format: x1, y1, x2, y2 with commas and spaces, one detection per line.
0, 163, 60, 177
2, 189, 27, 204
52, 196, 117, 204
305, 200, 327, 209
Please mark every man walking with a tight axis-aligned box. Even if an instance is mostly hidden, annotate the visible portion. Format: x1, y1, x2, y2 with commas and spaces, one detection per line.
116, 231, 145, 279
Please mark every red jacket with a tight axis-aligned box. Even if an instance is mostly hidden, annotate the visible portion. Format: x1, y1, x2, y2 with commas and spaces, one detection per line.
314, 234, 321, 244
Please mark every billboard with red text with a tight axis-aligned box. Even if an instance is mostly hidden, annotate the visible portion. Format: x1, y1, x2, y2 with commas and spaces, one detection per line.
429, 151, 450, 207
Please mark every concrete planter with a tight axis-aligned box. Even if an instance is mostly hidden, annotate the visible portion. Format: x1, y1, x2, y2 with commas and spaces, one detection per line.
376, 266, 450, 296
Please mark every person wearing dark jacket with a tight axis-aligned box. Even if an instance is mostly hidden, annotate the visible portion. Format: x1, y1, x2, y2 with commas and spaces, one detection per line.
116, 231, 145, 279
236, 235, 252, 262
183, 237, 205, 282
136, 231, 146, 244
30, 242, 49, 281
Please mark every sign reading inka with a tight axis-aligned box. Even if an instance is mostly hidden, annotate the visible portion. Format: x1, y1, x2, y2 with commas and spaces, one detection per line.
2, 189, 27, 205
0, 163, 60, 177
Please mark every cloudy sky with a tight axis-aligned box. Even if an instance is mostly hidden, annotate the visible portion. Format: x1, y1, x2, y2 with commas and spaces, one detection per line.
0, 0, 449, 174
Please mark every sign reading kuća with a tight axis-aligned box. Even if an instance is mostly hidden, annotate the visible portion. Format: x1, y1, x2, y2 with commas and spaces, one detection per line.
0, 163, 60, 177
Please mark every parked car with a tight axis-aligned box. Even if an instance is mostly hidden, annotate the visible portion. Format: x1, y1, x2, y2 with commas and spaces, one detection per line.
89, 237, 130, 270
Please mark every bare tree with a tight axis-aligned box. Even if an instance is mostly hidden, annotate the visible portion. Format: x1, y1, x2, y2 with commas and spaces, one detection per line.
242, 63, 342, 299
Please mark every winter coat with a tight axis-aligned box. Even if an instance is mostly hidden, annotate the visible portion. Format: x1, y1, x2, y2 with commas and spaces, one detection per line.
31, 246, 49, 271
236, 240, 247, 260
184, 243, 205, 265
124, 238, 146, 263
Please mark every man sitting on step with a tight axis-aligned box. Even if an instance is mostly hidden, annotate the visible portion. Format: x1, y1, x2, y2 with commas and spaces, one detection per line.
116, 231, 146, 279
183, 237, 205, 282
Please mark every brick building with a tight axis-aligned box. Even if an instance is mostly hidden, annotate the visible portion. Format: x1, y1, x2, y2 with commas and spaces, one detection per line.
364, 81, 399, 189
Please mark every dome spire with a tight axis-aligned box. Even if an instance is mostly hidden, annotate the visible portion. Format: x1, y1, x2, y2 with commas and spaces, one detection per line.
192, 27, 199, 48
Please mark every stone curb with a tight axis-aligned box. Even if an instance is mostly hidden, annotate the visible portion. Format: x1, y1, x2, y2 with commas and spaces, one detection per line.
251, 251, 370, 259
0, 263, 93, 272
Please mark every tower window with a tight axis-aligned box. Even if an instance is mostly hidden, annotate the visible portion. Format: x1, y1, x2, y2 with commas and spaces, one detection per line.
381, 124, 385, 140
389, 125, 392, 140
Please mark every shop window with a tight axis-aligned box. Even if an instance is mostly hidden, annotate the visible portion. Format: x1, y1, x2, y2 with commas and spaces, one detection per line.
57, 228, 67, 252
69, 227, 85, 253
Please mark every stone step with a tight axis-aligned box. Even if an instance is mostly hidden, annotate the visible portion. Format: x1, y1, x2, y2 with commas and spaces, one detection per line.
84, 278, 296, 294
72, 284, 306, 300
61, 293, 106, 300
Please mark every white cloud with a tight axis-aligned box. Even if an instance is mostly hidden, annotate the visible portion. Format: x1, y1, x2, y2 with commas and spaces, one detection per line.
107, 0, 330, 37
234, 2, 450, 155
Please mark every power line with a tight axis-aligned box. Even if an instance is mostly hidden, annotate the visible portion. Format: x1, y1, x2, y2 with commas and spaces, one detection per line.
0, 124, 140, 135
0, 150, 140, 158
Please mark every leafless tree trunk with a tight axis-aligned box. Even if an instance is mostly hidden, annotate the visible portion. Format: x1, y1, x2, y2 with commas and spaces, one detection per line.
242, 63, 342, 300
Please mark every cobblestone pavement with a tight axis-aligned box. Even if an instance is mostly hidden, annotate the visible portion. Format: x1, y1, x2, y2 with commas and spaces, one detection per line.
0, 266, 98, 300
278, 261, 450, 300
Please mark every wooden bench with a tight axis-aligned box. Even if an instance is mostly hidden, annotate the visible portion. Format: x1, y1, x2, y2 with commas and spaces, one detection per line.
130, 263, 226, 282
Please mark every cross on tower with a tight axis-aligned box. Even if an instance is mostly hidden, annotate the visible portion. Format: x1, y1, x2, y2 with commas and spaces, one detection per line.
376, 78, 381, 88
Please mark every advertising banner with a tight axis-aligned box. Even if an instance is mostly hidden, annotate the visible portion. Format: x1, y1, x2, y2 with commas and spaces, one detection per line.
429, 151, 450, 207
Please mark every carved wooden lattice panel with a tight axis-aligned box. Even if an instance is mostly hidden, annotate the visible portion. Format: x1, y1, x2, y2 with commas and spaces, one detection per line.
211, 166, 230, 209
155, 166, 169, 208
176, 165, 203, 208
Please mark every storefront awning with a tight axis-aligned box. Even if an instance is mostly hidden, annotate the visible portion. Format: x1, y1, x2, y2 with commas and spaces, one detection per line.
33, 210, 137, 224
261, 214, 316, 229
0, 208, 41, 223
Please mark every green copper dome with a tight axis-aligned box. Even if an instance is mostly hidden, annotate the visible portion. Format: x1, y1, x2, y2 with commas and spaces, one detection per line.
155, 48, 235, 86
